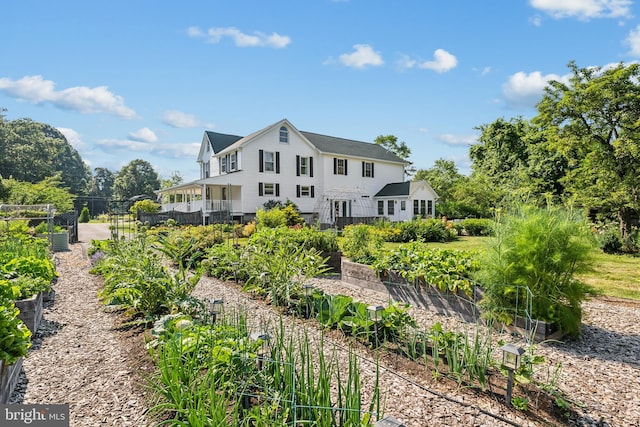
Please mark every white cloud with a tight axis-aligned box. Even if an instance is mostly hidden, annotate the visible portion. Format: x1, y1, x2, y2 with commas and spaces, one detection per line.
502, 71, 571, 109
95, 138, 153, 152
57, 127, 86, 150
129, 127, 157, 143
627, 25, 640, 56
162, 110, 214, 129
188, 26, 291, 48
418, 49, 458, 73
155, 142, 201, 159
438, 134, 478, 146
0, 75, 136, 119
529, 0, 632, 20
338, 44, 384, 69
396, 54, 417, 70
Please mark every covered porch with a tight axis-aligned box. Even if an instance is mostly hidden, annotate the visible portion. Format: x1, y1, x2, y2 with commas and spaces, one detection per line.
157, 180, 243, 223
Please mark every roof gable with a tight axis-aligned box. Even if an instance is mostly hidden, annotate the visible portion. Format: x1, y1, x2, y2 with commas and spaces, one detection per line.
205, 131, 243, 153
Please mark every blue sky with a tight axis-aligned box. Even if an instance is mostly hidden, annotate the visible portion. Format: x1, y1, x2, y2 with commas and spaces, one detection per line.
2, 0, 639, 182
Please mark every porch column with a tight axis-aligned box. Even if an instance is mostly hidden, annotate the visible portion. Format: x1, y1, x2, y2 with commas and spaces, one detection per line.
202, 184, 207, 225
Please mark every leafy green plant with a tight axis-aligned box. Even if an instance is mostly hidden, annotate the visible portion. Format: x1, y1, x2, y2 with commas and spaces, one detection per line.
461, 218, 493, 236
2, 255, 56, 283
475, 204, 596, 337
371, 242, 477, 295
511, 396, 529, 411
79, 206, 90, 223
339, 224, 384, 264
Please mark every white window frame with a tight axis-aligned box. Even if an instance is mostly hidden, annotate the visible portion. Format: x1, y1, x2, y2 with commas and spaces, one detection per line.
300, 186, 311, 197
336, 158, 346, 175
377, 200, 384, 215
264, 183, 275, 196
279, 126, 289, 143
220, 157, 227, 173
264, 151, 275, 172
364, 162, 373, 177
300, 157, 309, 176
387, 200, 394, 215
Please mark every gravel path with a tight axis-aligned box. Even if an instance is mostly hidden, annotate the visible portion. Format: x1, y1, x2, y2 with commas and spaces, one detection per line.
10, 238, 640, 427
10, 244, 149, 426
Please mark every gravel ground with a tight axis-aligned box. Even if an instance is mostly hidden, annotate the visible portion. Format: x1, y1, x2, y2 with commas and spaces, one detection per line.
10, 239, 640, 427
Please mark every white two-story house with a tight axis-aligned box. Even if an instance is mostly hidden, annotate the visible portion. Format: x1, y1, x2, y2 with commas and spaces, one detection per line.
158, 119, 438, 226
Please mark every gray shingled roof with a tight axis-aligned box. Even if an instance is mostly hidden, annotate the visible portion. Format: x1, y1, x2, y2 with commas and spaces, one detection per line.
374, 182, 410, 197
205, 131, 243, 153
301, 131, 406, 164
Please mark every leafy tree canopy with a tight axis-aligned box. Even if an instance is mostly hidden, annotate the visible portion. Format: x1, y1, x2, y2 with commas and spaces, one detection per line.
160, 171, 184, 189
374, 134, 415, 176
114, 159, 160, 200
88, 167, 115, 199
0, 111, 90, 195
0, 175, 75, 212
534, 61, 640, 238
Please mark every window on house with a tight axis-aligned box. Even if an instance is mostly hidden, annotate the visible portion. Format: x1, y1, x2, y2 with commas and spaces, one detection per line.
229, 152, 237, 171
420, 200, 426, 216
400, 201, 406, 211
300, 157, 309, 175
220, 157, 227, 173
203, 161, 210, 178
362, 161, 374, 178
334, 158, 347, 175
279, 126, 289, 143
378, 200, 384, 215
264, 151, 275, 172
413, 200, 419, 215
427, 200, 433, 216
221, 186, 227, 200
388, 200, 394, 215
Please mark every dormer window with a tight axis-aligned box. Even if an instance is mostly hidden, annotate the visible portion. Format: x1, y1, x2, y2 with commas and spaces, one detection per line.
279, 126, 289, 143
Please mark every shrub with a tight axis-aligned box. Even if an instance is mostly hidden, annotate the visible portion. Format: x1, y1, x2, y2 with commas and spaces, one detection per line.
340, 224, 383, 264
474, 204, 596, 337
255, 208, 287, 229
79, 206, 91, 223
461, 218, 493, 236
129, 199, 160, 216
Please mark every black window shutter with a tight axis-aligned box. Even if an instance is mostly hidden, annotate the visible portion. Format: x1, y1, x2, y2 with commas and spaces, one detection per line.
296, 185, 300, 198
259, 150, 264, 172
362, 161, 365, 177
296, 155, 300, 176
371, 163, 374, 178
333, 158, 337, 174
276, 152, 280, 174
258, 182, 263, 196
276, 183, 280, 197
309, 157, 314, 177
311, 186, 315, 198
344, 159, 348, 175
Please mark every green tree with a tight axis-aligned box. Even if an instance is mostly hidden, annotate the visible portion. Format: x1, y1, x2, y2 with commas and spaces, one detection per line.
114, 159, 160, 200
414, 159, 462, 202
535, 61, 640, 240
160, 171, 184, 189
374, 134, 415, 176
0, 115, 90, 195
88, 167, 115, 199
0, 176, 75, 212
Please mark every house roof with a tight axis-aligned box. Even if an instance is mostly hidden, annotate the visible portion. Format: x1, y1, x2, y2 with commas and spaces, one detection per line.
374, 180, 440, 199
300, 131, 407, 164
209, 120, 408, 165
205, 131, 243, 153
374, 182, 410, 197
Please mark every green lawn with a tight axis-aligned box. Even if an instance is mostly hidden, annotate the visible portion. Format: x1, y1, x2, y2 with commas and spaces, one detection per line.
396, 236, 640, 301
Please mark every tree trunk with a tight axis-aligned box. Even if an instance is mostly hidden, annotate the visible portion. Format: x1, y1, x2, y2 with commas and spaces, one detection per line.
618, 207, 633, 242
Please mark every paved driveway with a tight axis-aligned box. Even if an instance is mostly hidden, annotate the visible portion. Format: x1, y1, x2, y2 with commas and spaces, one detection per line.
77, 223, 111, 242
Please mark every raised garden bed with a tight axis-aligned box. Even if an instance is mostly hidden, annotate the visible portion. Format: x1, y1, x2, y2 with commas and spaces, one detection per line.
0, 358, 23, 404
15, 292, 43, 335
341, 258, 565, 342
